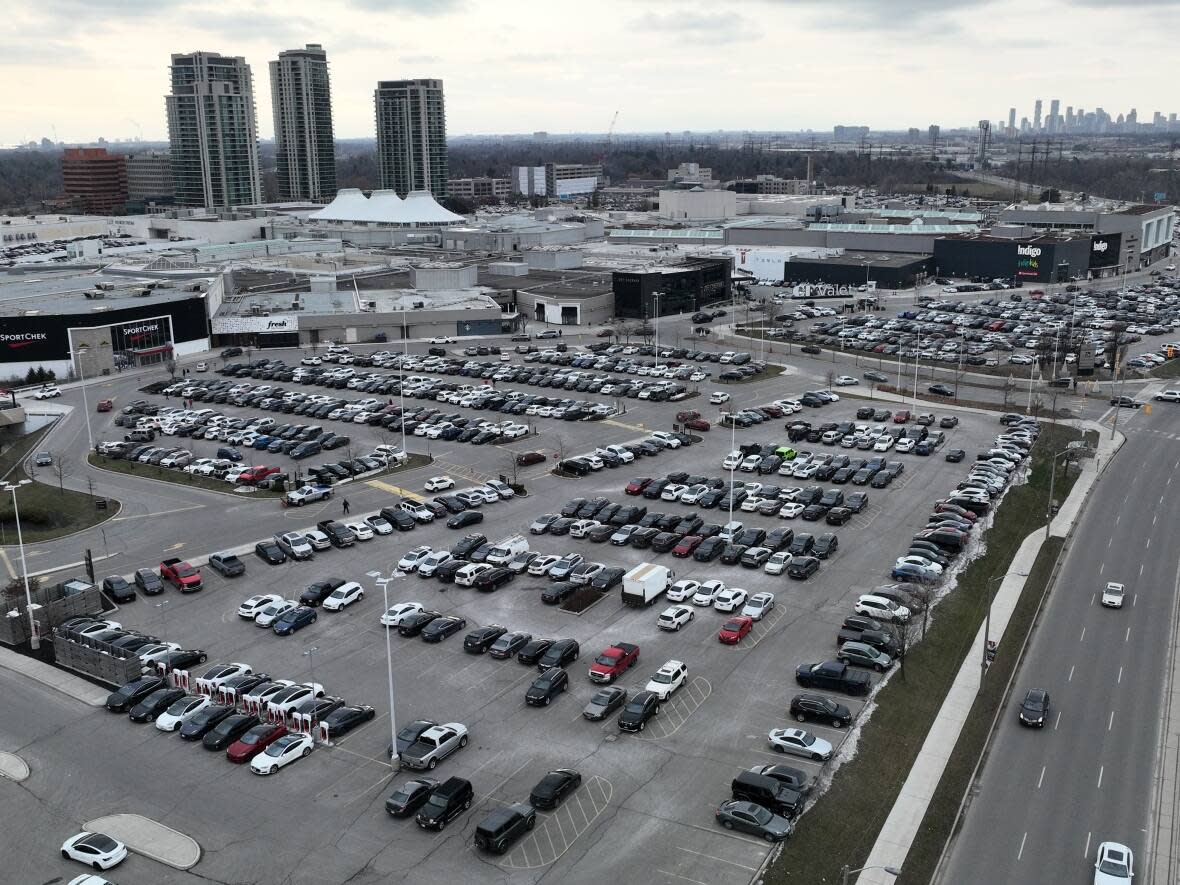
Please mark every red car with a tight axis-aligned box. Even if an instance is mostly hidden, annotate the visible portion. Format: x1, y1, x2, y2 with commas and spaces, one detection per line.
684, 418, 710, 432
96, 399, 114, 412
516, 451, 546, 466
675, 410, 701, 423
672, 534, 704, 557
892, 410, 911, 424
624, 477, 653, 496
226, 722, 288, 763
718, 616, 753, 644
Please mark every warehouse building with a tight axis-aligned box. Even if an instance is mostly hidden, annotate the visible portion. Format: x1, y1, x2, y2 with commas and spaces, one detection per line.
612, 256, 733, 319
997, 202, 1175, 268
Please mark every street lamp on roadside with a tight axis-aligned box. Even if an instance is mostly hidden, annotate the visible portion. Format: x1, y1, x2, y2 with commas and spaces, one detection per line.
69, 346, 94, 452
368, 569, 403, 769
3, 479, 36, 648
842, 864, 900, 885
303, 645, 319, 689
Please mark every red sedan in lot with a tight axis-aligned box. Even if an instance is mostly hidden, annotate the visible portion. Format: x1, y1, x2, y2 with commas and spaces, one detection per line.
226, 722, 288, 763
718, 616, 753, 644
625, 477, 653, 495
684, 418, 711, 432
672, 534, 704, 557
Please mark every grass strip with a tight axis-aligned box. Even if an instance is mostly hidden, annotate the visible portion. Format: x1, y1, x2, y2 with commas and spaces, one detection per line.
766, 423, 1082, 884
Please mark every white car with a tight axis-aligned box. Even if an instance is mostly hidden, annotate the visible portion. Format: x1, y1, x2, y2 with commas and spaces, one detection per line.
485, 479, 516, 499
380, 602, 424, 627
569, 519, 600, 539
137, 642, 181, 665
740, 455, 763, 472
346, 522, 375, 541
740, 496, 765, 513
238, 593, 283, 619
645, 660, 688, 700
304, 530, 331, 551
895, 438, 916, 453
657, 605, 696, 631
722, 451, 743, 470
267, 683, 325, 716
679, 484, 709, 504
429, 336, 456, 344
1094, 841, 1134, 885
792, 462, 819, 479
417, 550, 453, 577
896, 555, 944, 575
764, 552, 793, 575
528, 554, 561, 577
710, 391, 731, 404
1101, 582, 1125, 608
199, 662, 253, 687
691, 581, 724, 607
779, 502, 805, 519
834, 376, 858, 386
364, 516, 394, 536
398, 546, 434, 572
275, 531, 315, 559
255, 599, 297, 627
60, 832, 127, 871
661, 483, 688, 502
300, 356, 322, 366
155, 694, 211, 732
855, 594, 911, 623
424, 476, 455, 492
455, 563, 494, 587
250, 732, 315, 775
873, 436, 894, 453
33, 385, 62, 399
713, 588, 749, 613
742, 591, 776, 619
667, 579, 700, 603
769, 727, 833, 760
322, 582, 364, 611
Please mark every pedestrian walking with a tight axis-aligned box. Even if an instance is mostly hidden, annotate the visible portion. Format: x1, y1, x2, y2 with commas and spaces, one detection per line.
342, 498, 350, 515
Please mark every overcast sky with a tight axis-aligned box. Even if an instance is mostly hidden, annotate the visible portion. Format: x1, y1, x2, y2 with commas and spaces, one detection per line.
3, 0, 1177, 145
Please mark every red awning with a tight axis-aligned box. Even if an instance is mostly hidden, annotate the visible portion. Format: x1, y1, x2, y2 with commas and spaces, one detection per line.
130, 344, 174, 357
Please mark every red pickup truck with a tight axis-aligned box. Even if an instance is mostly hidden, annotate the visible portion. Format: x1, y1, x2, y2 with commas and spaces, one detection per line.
237, 465, 281, 485
588, 642, 639, 683
160, 558, 203, 592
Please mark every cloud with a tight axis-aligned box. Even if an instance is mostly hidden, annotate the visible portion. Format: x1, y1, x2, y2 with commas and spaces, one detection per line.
760, 0, 996, 29
400, 54, 442, 64
0, 38, 95, 65
634, 11, 748, 42
346, 0, 465, 13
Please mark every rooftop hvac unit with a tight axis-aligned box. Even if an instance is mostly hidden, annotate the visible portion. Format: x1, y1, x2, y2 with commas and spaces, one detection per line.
361, 300, 376, 311
413, 301, 425, 309
291, 299, 301, 310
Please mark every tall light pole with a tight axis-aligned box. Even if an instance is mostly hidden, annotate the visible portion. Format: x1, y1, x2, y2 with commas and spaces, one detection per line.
1045, 449, 1073, 539
368, 569, 402, 769
728, 417, 737, 528
4, 480, 36, 648
70, 347, 94, 452
399, 298, 408, 456
841, 864, 900, 885
303, 645, 319, 689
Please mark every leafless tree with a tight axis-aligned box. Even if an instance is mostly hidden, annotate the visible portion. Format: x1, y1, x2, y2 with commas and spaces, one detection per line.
504, 450, 521, 487
825, 370, 836, 392
51, 455, 73, 494
4, 574, 41, 606
553, 434, 568, 464
1029, 395, 1046, 420
1001, 375, 1018, 410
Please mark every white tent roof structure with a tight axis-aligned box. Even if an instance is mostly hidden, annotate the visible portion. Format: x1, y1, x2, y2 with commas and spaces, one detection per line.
310, 189, 464, 226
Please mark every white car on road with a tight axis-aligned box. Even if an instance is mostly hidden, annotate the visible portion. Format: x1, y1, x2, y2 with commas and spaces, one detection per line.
33, 385, 62, 399
60, 831, 127, 871
710, 391, 731, 405
1093, 841, 1134, 884
250, 733, 314, 775
1101, 582, 1125, 608
322, 582, 364, 611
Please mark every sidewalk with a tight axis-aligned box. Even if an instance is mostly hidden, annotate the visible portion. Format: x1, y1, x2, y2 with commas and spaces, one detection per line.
856, 419, 1123, 885
0, 644, 108, 706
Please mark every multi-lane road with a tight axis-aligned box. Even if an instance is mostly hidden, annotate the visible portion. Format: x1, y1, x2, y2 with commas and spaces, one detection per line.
941, 398, 1180, 883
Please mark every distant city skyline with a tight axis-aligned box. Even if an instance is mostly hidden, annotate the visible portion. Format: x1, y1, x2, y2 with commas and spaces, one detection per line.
3, 0, 1177, 146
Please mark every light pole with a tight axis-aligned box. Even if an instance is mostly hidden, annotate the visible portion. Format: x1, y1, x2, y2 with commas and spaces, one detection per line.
841, 864, 900, 885
4, 479, 37, 648
70, 347, 94, 452
728, 418, 737, 529
303, 645, 319, 689
368, 569, 402, 769
154, 599, 170, 671
1045, 449, 1073, 538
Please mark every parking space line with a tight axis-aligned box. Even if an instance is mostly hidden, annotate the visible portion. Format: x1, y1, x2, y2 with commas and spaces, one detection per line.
500, 775, 614, 870
658, 869, 714, 885
676, 846, 757, 871
636, 677, 712, 741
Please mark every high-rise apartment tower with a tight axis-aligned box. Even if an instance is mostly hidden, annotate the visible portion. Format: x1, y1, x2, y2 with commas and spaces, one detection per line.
270, 44, 337, 201
374, 78, 448, 197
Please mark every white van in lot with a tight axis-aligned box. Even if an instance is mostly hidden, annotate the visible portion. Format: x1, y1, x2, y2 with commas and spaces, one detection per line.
485, 535, 529, 567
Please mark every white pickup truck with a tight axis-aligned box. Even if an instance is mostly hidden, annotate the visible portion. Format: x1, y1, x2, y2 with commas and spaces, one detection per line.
285, 484, 332, 506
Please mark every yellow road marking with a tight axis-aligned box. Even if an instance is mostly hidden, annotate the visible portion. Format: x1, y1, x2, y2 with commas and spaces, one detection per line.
603, 419, 647, 432
366, 479, 423, 501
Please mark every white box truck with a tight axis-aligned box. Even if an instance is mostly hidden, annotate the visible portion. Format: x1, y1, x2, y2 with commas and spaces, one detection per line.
621, 562, 675, 607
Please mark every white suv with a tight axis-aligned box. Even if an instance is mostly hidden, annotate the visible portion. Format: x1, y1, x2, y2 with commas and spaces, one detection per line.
645, 660, 688, 700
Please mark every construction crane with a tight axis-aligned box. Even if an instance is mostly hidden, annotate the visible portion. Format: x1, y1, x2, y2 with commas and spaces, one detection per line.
599, 110, 619, 168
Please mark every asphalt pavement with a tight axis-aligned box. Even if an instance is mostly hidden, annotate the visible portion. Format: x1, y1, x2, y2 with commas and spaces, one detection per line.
939, 399, 1180, 883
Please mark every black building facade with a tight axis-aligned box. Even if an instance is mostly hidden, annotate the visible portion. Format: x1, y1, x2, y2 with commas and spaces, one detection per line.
612, 257, 733, 319
933, 234, 1092, 283
780, 253, 934, 290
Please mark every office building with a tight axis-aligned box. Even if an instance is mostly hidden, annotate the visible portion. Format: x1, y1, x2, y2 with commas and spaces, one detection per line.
510, 163, 603, 199
374, 78, 448, 198
1049, 98, 1060, 132
60, 148, 128, 214
833, 125, 869, 140
165, 51, 263, 208
126, 151, 174, 204
446, 177, 511, 201
270, 44, 337, 201
1007, 108, 1016, 134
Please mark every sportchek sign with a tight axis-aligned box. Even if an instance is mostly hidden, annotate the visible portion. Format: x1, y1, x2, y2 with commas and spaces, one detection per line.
0, 298, 210, 365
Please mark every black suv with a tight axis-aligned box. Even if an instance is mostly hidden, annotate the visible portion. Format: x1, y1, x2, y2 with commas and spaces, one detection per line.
474, 803, 537, 854
537, 638, 579, 670
789, 693, 853, 728
415, 776, 474, 830
618, 690, 660, 732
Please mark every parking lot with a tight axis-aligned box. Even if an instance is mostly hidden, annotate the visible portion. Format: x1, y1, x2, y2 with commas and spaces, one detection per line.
63, 366, 1005, 885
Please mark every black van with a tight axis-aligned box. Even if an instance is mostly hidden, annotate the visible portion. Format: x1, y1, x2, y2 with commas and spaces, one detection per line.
474, 803, 536, 853
731, 770, 804, 818
415, 777, 473, 830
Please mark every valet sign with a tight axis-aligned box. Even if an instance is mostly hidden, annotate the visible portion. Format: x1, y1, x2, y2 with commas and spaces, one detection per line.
1015, 243, 1042, 278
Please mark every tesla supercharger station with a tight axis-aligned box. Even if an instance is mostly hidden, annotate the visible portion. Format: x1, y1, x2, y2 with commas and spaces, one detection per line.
194, 678, 214, 697
167, 668, 190, 690
318, 722, 331, 745
221, 686, 238, 708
